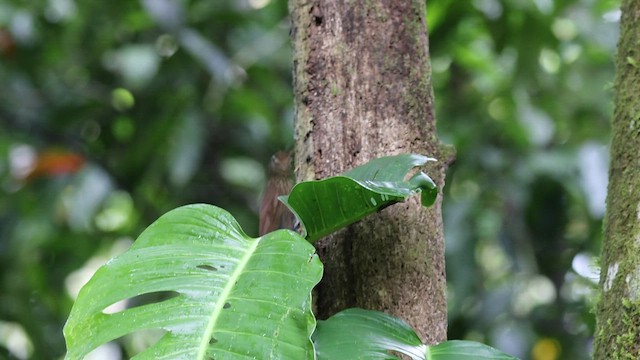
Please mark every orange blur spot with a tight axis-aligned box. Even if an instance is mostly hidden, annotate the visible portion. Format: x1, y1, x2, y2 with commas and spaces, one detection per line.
26, 151, 85, 180
0, 28, 15, 57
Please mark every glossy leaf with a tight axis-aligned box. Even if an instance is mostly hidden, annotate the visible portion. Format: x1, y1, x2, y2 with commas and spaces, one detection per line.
64, 204, 323, 360
281, 154, 437, 243
313, 309, 518, 360
313, 308, 425, 360
426, 340, 519, 360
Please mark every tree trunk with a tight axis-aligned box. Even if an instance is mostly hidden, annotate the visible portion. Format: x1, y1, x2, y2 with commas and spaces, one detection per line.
593, 1, 640, 358
289, 0, 452, 343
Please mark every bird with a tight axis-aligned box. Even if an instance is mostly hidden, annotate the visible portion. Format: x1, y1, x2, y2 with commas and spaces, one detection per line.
259, 151, 295, 236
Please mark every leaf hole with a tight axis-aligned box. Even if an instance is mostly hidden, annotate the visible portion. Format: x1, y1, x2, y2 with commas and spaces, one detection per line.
132, 328, 166, 353
85, 342, 123, 359
197, 264, 218, 271
102, 291, 180, 315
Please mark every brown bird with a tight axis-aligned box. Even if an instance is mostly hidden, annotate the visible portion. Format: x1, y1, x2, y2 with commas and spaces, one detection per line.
259, 151, 295, 236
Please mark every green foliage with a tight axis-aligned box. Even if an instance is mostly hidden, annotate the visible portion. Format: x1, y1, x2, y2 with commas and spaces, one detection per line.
0, 1, 292, 357
64, 155, 517, 359
0, 0, 618, 358
282, 154, 437, 243
313, 308, 425, 360
426, 341, 519, 360
314, 309, 515, 360
64, 204, 322, 359
314, 309, 518, 360
427, 1, 617, 358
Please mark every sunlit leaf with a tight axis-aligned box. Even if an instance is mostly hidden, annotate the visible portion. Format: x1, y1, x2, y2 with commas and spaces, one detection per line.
64, 204, 322, 359
280, 154, 437, 243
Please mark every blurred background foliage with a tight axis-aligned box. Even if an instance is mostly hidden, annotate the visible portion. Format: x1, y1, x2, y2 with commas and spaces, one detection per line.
0, 0, 619, 359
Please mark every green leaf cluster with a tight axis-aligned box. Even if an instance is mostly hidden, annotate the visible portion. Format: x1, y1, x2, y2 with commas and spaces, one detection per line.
64, 154, 516, 359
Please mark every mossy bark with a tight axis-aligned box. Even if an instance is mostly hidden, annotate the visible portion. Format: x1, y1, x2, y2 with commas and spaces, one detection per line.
593, 1, 640, 358
289, 0, 452, 342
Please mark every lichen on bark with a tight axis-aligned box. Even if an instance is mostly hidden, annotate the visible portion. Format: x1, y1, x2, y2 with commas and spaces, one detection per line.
593, 0, 640, 358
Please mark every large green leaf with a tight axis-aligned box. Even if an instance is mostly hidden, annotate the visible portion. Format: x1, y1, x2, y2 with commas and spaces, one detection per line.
64, 204, 323, 359
281, 154, 437, 243
313, 309, 518, 360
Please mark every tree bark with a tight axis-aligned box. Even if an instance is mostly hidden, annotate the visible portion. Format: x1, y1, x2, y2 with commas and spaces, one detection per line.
593, 1, 640, 358
289, 0, 452, 342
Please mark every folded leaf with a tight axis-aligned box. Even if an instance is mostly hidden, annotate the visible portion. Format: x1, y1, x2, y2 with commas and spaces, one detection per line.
64, 204, 323, 360
281, 154, 437, 243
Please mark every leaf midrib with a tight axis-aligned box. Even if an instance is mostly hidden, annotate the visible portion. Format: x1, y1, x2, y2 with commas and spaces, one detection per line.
196, 235, 261, 359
